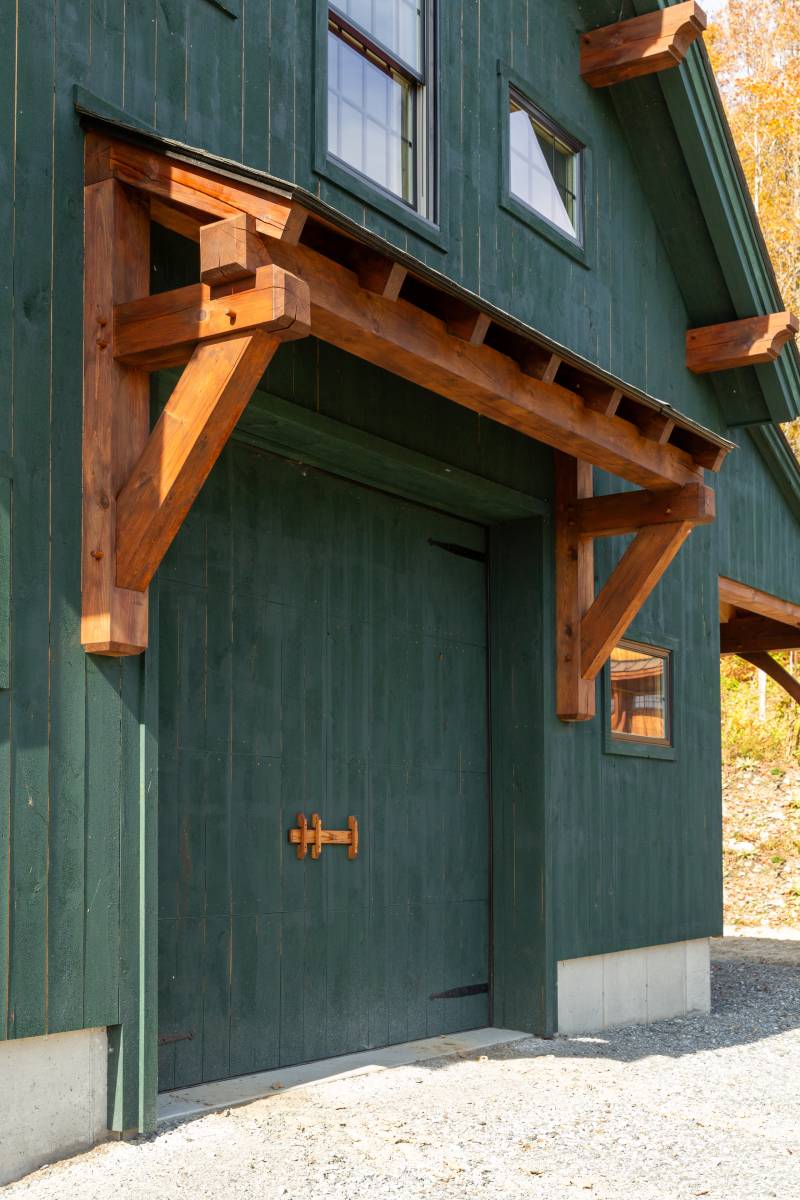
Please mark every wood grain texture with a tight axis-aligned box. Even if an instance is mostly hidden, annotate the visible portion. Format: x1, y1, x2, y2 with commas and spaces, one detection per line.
577, 482, 715, 538
199, 212, 272, 284
263, 239, 705, 490
116, 332, 281, 592
86, 133, 309, 241
555, 453, 596, 721
95, 135, 729, 479
580, 1, 707, 88
114, 264, 310, 368
719, 576, 800, 627
81, 178, 150, 654
687, 312, 799, 373
581, 520, 693, 680
720, 615, 800, 655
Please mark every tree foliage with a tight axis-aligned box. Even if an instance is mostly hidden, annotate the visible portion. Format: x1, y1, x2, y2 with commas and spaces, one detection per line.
708, 0, 800, 455
711, 3, 800, 764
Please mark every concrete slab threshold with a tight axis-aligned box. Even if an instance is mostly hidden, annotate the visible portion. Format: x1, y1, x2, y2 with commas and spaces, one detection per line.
158, 1027, 528, 1125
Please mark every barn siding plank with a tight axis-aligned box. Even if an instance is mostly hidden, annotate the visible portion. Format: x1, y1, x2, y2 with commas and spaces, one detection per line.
47, 24, 91, 1031
7, 0, 55, 1039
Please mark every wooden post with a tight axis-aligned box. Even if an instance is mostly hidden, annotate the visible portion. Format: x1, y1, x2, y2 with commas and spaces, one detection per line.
555, 453, 596, 721
82, 178, 150, 654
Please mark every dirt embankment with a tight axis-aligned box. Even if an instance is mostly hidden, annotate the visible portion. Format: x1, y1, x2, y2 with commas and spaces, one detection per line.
723, 764, 800, 929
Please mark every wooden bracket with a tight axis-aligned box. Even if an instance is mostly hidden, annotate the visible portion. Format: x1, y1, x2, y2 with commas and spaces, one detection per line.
739, 652, 800, 706
82, 180, 310, 653
580, 1, 707, 88
556, 456, 701, 721
289, 813, 359, 860
686, 312, 799, 374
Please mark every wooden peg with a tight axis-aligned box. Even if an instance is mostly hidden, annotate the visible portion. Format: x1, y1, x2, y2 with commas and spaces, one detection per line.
347, 815, 359, 860
294, 812, 308, 860
311, 812, 323, 860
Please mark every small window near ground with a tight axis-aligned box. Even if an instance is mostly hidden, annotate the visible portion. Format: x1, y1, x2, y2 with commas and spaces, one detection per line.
609, 641, 671, 746
508, 88, 582, 243
327, 1, 430, 214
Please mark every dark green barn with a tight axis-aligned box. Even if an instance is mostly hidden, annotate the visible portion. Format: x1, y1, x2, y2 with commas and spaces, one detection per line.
2, 0, 800, 1182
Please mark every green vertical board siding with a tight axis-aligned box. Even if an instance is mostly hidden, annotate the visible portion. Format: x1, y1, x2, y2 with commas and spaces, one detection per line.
8, 0, 55, 1038
490, 518, 553, 1036
716, 427, 800, 607
549, 473, 724, 961
0, 0, 791, 1140
157, 443, 490, 1089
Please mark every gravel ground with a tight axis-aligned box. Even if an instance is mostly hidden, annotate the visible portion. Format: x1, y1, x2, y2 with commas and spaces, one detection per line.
6, 937, 800, 1200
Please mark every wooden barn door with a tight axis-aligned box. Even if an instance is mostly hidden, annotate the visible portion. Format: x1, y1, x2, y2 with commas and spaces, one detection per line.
157, 440, 490, 1090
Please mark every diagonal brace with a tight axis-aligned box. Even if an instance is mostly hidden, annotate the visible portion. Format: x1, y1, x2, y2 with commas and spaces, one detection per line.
580, 521, 693, 681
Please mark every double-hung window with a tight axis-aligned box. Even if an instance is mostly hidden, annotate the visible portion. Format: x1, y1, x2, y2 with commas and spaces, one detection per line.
327, 1, 432, 216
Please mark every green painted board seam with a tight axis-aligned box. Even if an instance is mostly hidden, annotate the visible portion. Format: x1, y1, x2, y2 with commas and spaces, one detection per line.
232, 388, 550, 523
748, 424, 800, 528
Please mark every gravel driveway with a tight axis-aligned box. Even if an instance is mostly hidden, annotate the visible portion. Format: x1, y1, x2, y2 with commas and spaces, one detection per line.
6, 937, 800, 1200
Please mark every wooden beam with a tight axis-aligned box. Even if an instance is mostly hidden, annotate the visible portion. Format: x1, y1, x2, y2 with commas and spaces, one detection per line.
519, 348, 562, 383
740, 652, 800, 706
580, 1, 707, 88
555, 454, 596, 721
114, 265, 310, 369
86, 133, 309, 243
719, 576, 800, 628
687, 312, 799, 373
444, 306, 492, 346
720, 616, 800, 655
575, 482, 714, 539
116, 331, 282, 593
352, 251, 407, 301
719, 600, 737, 624
634, 410, 675, 444
97, 134, 730, 483
583, 386, 623, 417
581, 522, 693, 680
262, 238, 707, 490
150, 196, 203, 243
82, 177, 150, 655
200, 211, 268, 284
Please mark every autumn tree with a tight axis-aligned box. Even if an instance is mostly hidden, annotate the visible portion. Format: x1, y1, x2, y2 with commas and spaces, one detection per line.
708, 0, 800, 453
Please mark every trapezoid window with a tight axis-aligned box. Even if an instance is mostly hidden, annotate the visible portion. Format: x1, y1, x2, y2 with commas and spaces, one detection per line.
327, 1, 432, 215
609, 640, 672, 746
508, 88, 583, 243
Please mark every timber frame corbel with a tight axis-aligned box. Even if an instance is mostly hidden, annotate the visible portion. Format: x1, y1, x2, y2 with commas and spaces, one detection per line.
82, 131, 732, 717
555, 460, 715, 721
82, 153, 310, 654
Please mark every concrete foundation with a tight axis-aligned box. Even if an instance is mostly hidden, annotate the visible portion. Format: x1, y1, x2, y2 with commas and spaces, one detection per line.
557, 938, 711, 1035
0, 1026, 108, 1185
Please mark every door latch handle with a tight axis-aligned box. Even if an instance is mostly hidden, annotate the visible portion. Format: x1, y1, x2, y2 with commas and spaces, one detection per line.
289, 812, 359, 861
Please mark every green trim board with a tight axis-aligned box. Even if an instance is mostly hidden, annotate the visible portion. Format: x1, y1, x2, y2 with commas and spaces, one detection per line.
153, 372, 549, 524
748, 424, 800, 527
636, 0, 800, 425
497, 62, 593, 269
490, 517, 554, 1037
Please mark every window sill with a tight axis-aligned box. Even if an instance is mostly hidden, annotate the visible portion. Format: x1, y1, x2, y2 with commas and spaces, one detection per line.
313, 153, 448, 251
602, 735, 676, 762
500, 191, 590, 269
